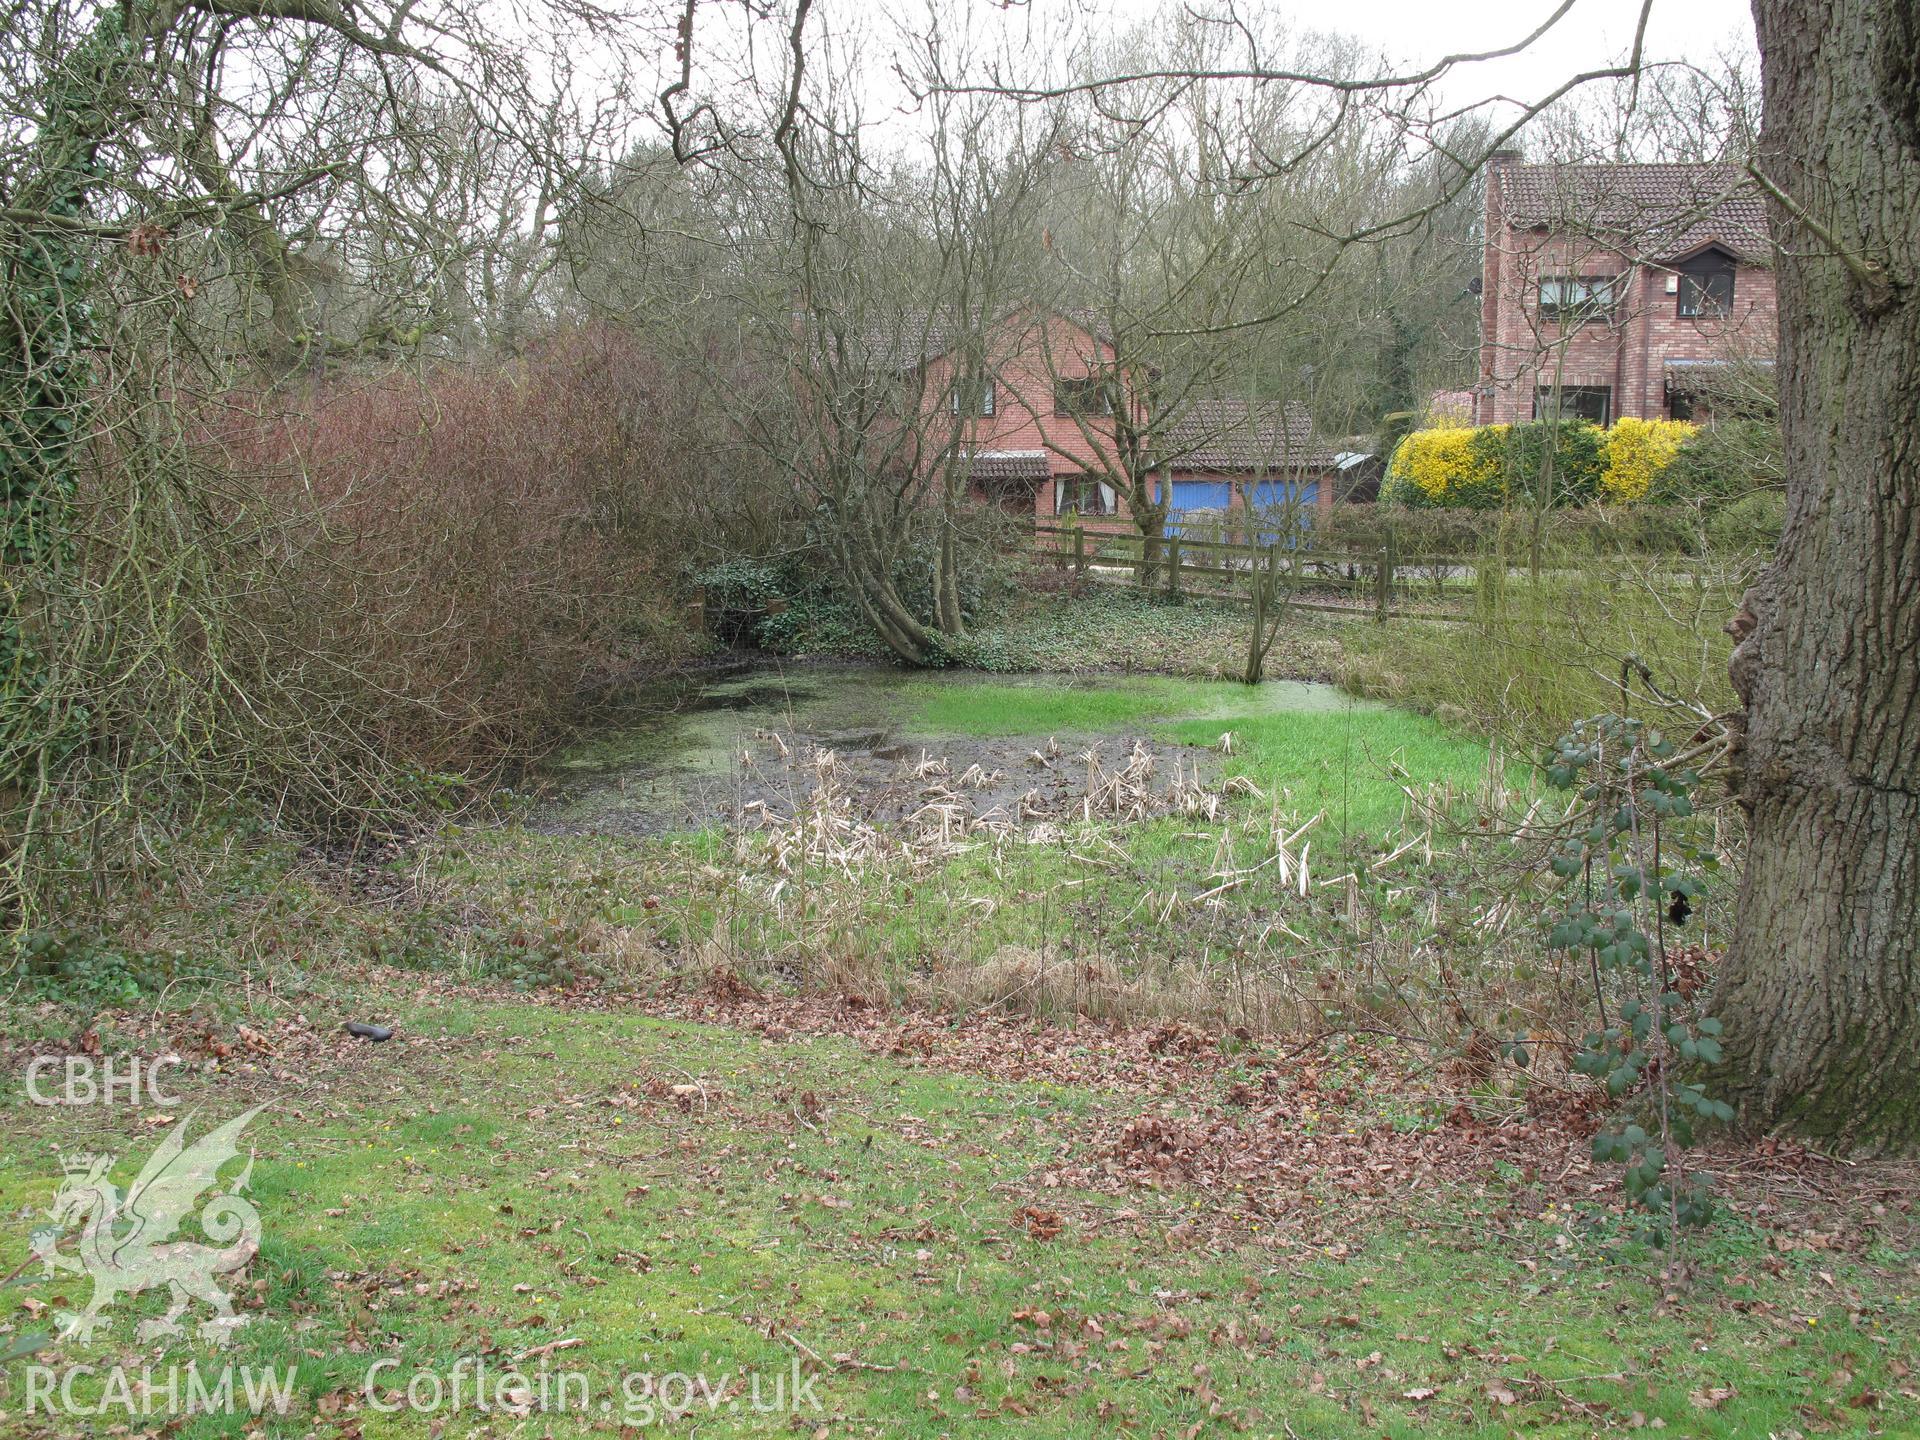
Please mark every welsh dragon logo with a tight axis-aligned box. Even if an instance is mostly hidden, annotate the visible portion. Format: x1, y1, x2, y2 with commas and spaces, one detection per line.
30, 1105, 268, 1346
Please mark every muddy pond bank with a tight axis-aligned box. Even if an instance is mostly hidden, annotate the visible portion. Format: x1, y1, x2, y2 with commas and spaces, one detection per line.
534, 661, 1397, 838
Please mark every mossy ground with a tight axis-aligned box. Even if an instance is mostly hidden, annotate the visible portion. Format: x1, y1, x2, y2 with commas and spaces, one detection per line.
2, 987, 1913, 1438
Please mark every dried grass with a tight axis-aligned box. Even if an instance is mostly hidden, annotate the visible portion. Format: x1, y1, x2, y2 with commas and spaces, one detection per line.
730, 737, 1263, 887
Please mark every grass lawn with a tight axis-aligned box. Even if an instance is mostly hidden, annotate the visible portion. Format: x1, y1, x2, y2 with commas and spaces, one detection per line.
2, 984, 1913, 1438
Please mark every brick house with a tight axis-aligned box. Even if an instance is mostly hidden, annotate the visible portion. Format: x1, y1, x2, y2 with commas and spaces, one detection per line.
917, 307, 1141, 525
910, 306, 1338, 528
1474, 155, 1778, 426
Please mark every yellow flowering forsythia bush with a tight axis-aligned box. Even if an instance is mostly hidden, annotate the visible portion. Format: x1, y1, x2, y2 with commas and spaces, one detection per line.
1599, 418, 1696, 502
1386, 418, 1697, 508
1391, 423, 1507, 504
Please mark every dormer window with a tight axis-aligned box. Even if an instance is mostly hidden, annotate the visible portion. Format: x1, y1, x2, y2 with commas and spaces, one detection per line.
1677, 251, 1736, 317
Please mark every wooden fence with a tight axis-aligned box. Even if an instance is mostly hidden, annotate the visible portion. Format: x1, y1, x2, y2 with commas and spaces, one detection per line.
1030, 520, 1475, 621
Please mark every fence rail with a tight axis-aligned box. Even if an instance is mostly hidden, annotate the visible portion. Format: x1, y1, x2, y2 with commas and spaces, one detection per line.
1029, 521, 1474, 621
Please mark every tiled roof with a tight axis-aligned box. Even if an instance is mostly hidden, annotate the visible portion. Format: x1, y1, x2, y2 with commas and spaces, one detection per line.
844, 305, 1114, 371
965, 449, 1050, 482
1494, 161, 1772, 263
1164, 397, 1336, 471
849, 313, 966, 369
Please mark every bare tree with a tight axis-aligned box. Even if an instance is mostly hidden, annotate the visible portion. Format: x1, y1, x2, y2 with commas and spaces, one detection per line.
1714, 0, 1920, 1147
713, 57, 962, 665
912, 87, 1057, 638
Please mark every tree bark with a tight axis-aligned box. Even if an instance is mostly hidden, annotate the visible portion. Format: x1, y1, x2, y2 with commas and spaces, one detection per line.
829, 531, 936, 666
1714, 0, 1920, 1148
935, 495, 966, 638
1131, 495, 1169, 588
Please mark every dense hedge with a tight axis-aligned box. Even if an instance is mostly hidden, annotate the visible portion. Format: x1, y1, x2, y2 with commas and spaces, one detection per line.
1321, 493, 1784, 560
1383, 418, 1699, 508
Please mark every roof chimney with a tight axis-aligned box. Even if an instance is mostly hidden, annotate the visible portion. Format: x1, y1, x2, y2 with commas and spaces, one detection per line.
1487, 147, 1522, 169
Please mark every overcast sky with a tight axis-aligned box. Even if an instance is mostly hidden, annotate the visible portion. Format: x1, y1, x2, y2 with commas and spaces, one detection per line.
990, 0, 1761, 84
1324, 0, 1758, 107
646, 0, 1763, 164
796, 0, 1766, 157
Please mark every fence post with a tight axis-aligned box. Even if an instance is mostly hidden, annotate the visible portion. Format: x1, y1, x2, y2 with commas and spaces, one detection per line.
1073, 525, 1087, 578
1375, 527, 1397, 621
1166, 533, 1182, 598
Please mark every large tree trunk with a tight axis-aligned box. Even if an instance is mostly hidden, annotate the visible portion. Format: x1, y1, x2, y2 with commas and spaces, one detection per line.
1714, 0, 1920, 1148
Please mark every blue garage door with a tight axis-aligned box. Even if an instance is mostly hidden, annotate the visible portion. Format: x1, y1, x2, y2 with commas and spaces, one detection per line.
1168, 478, 1233, 535
1247, 478, 1317, 544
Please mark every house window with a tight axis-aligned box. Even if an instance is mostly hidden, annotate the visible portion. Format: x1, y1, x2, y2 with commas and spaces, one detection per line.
1677, 255, 1736, 317
1054, 476, 1116, 516
1537, 275, 1618, 323
1053, 375, 1115, 417
1533, 384, 1611, 425
1667, 389, 1697, 422
949, 379, 995, 417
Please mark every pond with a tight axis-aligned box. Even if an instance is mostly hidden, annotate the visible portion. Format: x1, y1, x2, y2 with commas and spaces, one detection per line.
535, 661, 1494, 840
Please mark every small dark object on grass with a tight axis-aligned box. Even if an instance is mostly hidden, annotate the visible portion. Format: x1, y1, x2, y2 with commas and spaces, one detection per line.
344, 1022, 394, 1042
